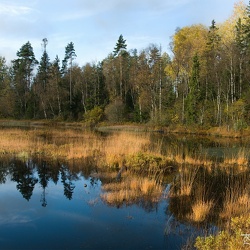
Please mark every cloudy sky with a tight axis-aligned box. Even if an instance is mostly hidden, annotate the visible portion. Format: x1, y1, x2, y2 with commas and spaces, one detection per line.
0, 0, 247, 66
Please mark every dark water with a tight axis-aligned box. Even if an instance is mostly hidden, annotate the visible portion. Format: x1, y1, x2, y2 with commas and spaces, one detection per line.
0, 132, 249, 250
0, 158, 194, 250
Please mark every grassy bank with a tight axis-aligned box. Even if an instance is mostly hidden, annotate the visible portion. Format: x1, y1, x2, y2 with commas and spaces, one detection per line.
2, 119, 250, 138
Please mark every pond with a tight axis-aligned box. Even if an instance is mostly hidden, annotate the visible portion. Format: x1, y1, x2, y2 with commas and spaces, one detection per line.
0, 128, 249, 249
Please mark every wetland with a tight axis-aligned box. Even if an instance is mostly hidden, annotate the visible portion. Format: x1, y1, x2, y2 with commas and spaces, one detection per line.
0, 127, 250, 249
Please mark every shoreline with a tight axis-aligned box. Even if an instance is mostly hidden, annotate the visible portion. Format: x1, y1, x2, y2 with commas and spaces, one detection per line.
0, 119, 249, 138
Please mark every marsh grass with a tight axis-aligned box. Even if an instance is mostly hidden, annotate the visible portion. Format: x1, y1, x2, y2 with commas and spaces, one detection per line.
187, 186, 214, 223
221, 149, 248, 171
0, 128, 248, 174
0, 129, 152, 166
170, 165, 200, 197
101, 174, 163, 206
220, 181, 250, 219
188, 200, 214, 222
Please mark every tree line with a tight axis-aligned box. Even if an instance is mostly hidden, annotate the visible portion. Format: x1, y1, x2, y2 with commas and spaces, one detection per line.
0, 0, 250, 130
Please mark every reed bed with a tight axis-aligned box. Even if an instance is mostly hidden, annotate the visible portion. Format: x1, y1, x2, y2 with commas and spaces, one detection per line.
174, 154, 213, 167
220, 187, 250, 219
101, 175, 163, 205
188, 200, 214, 222
221, 149, 248, 170
170, 165, 200, 197
0, 129, 154, 170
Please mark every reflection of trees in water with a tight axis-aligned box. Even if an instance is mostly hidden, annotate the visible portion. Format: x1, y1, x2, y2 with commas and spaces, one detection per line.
0, 158, 84, 205
168, 166, 250, 227
0, 158, 11, 184
60, 165, 77, 200
37, 161, 53, 207
11, 159, 38, 201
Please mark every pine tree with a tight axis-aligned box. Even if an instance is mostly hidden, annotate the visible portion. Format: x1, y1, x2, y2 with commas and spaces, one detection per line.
185, 53, 200, 124
113, 34, 127, 56
37, 38, 50, 90
61, 42, 77, 109
12, 41, 38, 117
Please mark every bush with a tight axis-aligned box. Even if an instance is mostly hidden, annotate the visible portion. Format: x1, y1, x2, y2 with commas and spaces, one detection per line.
195, 215, 250, 250
104, 98, 126, 123
83, 106, 104, 126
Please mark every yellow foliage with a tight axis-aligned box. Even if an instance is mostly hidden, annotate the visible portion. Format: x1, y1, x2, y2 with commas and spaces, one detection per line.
171, 24, 208, 78
219, 0, 247, 44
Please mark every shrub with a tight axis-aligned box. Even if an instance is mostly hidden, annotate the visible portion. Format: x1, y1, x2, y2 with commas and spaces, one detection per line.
195, 215, 250, 250
83, 106, 104, 126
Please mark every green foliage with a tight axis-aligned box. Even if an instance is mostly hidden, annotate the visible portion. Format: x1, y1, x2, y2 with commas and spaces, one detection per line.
195, 215, 250, 250
185, 52, 201, 124
83, 106, 104, 126
4, 3, 250, 130
113, 34, 127, 56
126, 152, 164, 172
62, 42, 77, 74
104, 98, 126, 123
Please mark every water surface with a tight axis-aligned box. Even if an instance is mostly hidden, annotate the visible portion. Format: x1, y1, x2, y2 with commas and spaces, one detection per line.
0, 131, 249, 249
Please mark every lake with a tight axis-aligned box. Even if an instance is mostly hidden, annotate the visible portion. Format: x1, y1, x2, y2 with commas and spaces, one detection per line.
0, 128, 249, 249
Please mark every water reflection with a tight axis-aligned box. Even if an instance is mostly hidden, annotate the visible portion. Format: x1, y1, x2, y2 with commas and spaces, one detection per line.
0, 156, 178, 249
0, 158, 84, 206
11, 159, 38, 201
1, 130, 250, 249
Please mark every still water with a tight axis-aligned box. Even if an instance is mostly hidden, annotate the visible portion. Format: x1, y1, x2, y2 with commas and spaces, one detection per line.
0, 131, 249, 249
0, 158, 192, 250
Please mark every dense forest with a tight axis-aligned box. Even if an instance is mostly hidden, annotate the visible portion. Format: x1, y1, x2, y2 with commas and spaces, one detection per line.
1, 1, 250, 130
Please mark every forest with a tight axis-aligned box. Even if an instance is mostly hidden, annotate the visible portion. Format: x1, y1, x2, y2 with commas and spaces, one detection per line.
0, 1, 250, 131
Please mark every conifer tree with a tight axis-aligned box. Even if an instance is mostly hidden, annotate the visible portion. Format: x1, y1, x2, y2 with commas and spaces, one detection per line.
12, 41, 38, 117
62, 42, 77, 109
113, 34, 127, 56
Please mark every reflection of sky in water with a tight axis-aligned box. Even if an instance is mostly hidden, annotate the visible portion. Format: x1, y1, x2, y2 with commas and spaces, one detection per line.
0, 162, 189, 249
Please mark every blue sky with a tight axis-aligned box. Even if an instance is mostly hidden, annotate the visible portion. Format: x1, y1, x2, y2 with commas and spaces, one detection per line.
0, 0, 248, 66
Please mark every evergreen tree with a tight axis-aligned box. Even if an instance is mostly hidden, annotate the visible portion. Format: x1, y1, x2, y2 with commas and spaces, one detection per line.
185, 53, 200, 124
206, 20, 222, 125
61, 42, 77, 74
37, 38, 50, 90
113, 34, 127, 56
12, 41, 38, 117
61, 42, 77, 111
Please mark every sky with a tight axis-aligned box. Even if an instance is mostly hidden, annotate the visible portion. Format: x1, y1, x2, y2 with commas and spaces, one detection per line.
0, 0, 248, 66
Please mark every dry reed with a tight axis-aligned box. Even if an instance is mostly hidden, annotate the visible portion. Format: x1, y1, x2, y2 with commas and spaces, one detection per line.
188, 200, 214, 222
220, 188, 250, 219
222, 149, 248, 167
170, 165, 200, 197
101, 175, 163, 205
0, 129, 151, 167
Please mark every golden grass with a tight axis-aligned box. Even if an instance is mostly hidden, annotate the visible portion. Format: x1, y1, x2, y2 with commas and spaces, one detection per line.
222, 149, 248, 166
170, 165, 200, 197
0, 129, 151, 165
174, 154, 213, 166
188, 200, 214, 222
101, 175, 163, 205
220, 190, 250, 219
0, 128, 248, 177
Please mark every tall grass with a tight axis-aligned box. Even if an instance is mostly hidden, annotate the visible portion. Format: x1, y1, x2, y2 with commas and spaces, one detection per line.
101, 175, 163, 205
170, 165, 200, 197
0, 128, 248, 173
222, 149, 248, 167
220, 180, 250, 219
188, 200, 214, 222
187, 186, 214, 222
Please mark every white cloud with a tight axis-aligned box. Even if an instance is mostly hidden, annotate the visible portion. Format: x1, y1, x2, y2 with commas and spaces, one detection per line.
0, 3, 32, 16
